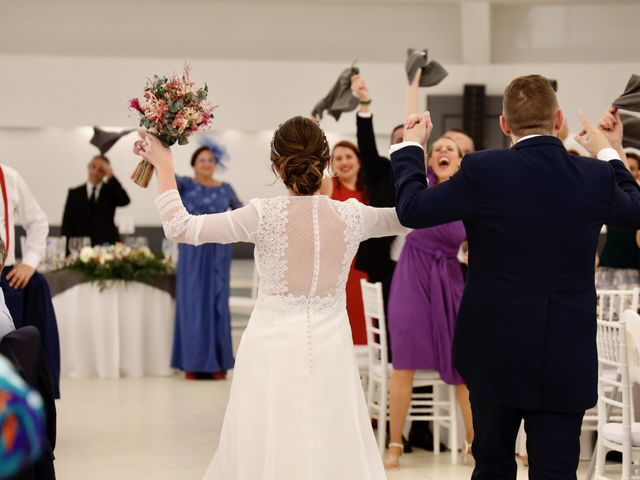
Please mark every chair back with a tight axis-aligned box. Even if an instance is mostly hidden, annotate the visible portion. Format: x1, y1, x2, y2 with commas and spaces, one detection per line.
360, 279, 388, 372
623, 309, 640, 385
597, 288, 640, 322
596, 319, 632, 437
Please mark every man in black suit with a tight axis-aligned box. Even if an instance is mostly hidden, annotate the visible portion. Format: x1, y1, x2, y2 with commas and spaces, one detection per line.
391, 74, 640, 479
61, 155, 130, 246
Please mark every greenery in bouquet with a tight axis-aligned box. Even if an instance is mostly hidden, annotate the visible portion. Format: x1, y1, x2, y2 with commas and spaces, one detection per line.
62, 244, 175, 290
128, 64, 216, 187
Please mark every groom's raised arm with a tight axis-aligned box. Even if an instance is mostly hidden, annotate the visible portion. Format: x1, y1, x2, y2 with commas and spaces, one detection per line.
391, 142, 477, 228
606, 158, 640, 229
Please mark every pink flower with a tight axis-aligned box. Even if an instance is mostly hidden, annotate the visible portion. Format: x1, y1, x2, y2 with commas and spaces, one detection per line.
172, 114, 188, 134
146, 99, 168, 122
128, 97, 144, 114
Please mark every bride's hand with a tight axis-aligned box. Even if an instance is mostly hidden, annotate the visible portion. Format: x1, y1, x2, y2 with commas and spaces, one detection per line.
133, 133, 173, 170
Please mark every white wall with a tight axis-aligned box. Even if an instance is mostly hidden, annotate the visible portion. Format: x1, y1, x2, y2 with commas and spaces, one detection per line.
0, 54, 638, 226
0, 1, 463, 63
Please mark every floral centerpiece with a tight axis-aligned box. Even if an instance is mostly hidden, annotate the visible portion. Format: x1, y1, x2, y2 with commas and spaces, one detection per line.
128, 64, 216, 187
62, 244, 175, 290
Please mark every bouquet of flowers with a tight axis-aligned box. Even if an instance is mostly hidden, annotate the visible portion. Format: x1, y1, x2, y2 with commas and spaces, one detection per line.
129, 64, 216, 187
63, 244, 175, 290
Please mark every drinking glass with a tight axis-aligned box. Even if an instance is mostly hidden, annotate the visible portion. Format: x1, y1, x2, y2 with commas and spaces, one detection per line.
161, 238, 178, 264
68, 237, 91, 257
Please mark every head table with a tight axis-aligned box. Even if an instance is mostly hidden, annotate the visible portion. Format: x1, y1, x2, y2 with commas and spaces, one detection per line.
43, 271, 176, 379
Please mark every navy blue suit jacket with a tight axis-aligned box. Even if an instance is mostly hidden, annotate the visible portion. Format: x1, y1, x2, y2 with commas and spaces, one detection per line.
391, 136, 640, 412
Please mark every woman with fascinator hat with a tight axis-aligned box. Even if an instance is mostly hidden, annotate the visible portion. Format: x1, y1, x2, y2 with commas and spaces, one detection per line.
135, 116, 408, 479
171, 138, 242, 380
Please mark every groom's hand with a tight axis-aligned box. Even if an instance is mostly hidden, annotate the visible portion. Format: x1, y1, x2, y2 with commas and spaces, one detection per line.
403, 111, 433, 145
575, 111, 612, 157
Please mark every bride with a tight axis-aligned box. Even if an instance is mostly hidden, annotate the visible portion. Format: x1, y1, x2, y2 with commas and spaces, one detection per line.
134, 116, 409, 480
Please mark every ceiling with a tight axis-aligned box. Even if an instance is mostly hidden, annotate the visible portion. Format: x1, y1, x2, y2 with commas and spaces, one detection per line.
1, 0, 639, 63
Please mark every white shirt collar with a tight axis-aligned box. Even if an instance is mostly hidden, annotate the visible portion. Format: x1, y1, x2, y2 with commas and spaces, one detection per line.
515, 134, 544, 144
86, 181, 103, 199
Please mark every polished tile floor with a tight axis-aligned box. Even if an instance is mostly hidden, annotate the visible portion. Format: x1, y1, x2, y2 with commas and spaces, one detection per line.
54, 375, 592, 480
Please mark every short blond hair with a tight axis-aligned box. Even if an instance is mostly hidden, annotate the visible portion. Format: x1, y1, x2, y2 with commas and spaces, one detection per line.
503, 75, 559, 137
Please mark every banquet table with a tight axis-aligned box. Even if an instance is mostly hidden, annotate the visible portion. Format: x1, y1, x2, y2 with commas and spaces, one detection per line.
44, 271, 176, 379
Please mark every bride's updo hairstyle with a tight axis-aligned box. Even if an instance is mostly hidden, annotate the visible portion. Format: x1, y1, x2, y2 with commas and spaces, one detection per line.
270, 116, 330, 195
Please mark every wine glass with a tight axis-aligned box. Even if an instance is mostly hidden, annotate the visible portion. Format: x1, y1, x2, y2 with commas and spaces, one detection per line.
68, 237, 92, 258
44, 236, 65, 270
134, 236, 149, 248
161, 239, 178, 264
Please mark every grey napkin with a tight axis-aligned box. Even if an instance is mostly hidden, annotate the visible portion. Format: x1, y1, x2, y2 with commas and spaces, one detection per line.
405, 48, 448, 87
613, 74, 640, 113
311, 65, 360, 121
621, 113, 640, 150
90, 127, 134, 155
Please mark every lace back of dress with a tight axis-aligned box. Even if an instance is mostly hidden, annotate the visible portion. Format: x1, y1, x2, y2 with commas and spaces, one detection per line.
255, 196, 362, 307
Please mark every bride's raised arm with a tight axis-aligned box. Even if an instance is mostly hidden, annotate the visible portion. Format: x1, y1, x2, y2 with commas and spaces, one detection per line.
135, 135, 259, 246
358, 203, 410, 240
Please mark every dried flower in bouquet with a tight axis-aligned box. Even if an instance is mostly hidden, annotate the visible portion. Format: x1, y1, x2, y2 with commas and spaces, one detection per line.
128, 64, 216, 187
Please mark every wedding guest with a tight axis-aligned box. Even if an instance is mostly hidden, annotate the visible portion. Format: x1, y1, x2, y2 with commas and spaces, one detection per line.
0, 163, 60, 398
385, 135, 473, 469
135, 116, 408, 479
0, 239, 15, 341
172, 143, 241, 380
319, 141, 369, 345
444, 128, 475, 155
0, 354, 45, 479
596, 149, 640, 289
392, 75, 640, 479
348, 73, 402, 315
626, 148, 640, 182
0, 326, 56, 480
61, 155, 130, 246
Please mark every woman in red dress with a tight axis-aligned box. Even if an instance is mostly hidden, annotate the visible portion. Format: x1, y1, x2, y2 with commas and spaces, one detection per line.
320, 141, 368, 344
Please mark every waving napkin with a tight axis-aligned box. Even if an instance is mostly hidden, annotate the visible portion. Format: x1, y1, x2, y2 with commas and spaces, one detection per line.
621, 113, 640, 150
613, 74, 640, 113
405, 48, 448, 87
90, 127, 134, 155
311, 65, 360, 121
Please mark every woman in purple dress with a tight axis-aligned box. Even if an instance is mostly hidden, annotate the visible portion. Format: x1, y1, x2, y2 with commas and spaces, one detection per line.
384, 135, 473, 470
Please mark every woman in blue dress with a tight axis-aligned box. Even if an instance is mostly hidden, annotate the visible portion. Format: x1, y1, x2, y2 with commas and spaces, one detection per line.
173, 142, 242, 379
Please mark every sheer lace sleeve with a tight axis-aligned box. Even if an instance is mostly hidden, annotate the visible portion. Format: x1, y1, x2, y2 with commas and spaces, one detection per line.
155, 190, 259, 245
358, 203, 410, 241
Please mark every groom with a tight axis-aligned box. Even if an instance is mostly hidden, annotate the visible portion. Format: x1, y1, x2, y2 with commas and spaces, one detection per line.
390, 75, 640, 479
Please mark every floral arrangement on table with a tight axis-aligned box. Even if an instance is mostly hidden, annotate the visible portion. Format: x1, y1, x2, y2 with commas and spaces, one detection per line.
62, 244, 175, 289
128, 63, 216, 188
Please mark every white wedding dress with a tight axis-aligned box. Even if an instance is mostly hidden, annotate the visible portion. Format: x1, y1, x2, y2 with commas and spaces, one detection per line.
156, 190, 407, 480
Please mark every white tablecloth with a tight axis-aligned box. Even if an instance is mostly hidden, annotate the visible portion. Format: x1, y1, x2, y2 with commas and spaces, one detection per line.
52, 281, 175, 378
